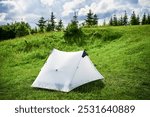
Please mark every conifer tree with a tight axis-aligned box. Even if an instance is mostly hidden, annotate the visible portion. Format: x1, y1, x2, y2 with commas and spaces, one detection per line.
36, 17, 46, 32
109, 17, 113, 26
56, 19, 63, 31
47, 12, 56, 31
50, 12, 56, 31
147, 14, 150, 24
64, 12, 84, 45
71, 12, 78, 25
123, 11, 128, 25
93, 14, 98, 25
130, 11, 137, 25
85, 10, 94, 26
113, 14, 118, 26
46, 23, 51, 32
118, 16, 123, 26
142, 13, 147, 25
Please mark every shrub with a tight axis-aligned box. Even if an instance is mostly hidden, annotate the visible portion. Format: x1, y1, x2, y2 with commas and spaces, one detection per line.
16, 23, 30, 37
0, 22, 31, 40
63, 23, 85, 45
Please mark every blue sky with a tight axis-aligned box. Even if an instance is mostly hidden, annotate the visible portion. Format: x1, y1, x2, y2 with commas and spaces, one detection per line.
0, 0, 150, 27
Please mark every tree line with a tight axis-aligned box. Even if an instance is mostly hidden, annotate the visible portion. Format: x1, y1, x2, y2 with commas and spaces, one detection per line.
108, 11, 150, 26
0, 21, 31, 40
36, 12, 64, 32
0, 12, 64, 40
0, 10, 150, 41
64, 10, 150, 45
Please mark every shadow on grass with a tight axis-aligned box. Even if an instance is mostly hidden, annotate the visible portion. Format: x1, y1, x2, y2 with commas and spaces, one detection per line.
32, 80, 105, 93
135, 81, 150, 100
73, 80, 105, 93
0, 80, 9, 99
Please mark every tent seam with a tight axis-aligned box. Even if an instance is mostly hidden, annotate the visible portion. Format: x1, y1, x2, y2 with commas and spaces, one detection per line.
68, 52, 83, 89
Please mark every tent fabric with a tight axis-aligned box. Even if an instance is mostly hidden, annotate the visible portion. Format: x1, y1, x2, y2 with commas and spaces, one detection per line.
31, 48, 104, 92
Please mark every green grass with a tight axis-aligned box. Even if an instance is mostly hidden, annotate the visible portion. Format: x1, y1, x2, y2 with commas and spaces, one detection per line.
0, 25, 150, 100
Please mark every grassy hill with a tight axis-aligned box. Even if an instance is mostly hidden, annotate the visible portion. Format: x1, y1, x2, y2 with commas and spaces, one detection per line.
0, 25, 150, 100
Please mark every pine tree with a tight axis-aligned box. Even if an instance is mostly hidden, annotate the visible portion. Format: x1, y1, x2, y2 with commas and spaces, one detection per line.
109, 17, 113, 26
93, 14, 98, 25
64, 12, 84, 45
118, 16, 123, 26
123, 11, 128, 25
130, 11, 137, 25
85, 10, 94, 26
46, 23, 51, 32
142, 13, 147, 25
50, 12, 56, 31
113, 14, 118, 26
147, 14, 150, 24
71, 12, 78, 25
36, 17, 46, 32
56, 19, 63, 31
47, 12, 56, 31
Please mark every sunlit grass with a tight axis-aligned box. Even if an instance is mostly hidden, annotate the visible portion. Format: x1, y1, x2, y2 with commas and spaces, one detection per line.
0, 25, 150, 99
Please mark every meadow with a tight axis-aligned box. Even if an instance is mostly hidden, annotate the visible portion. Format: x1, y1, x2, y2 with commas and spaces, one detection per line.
0, 25, 150, 99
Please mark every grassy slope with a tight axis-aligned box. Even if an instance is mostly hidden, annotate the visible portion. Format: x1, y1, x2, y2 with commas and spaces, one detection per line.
0, 25, 150, 100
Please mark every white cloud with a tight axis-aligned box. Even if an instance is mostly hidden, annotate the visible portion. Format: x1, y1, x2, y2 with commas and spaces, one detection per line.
40, 0, 54, 6
95, 0, 114, 13
78, 3, 97, 16
0, 0, 150, 27
62, 0, 85, 16
78, 0, 116, 16
0, 13, 6, 22
139, 0, 150, 6
10, 0, 27, 14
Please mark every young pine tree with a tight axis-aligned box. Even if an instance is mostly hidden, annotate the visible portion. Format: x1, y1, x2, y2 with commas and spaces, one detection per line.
85, 10, 94, 26
113, 14, 118, 26
64, 12, 84, 45
71, 12, 78, 25
46, 23, 51, 32
56, 19, 63, 31
47, 12, 56, 31
36, 17, 46, 32
118, 16, 123, 26
147, 14, 150, 24
130, 11, 137, 25
142, 13, 147, 25
109, 17, 113, 26
93, 14, 98, 25
50, 12, 56, 31
123, 11, 128, 25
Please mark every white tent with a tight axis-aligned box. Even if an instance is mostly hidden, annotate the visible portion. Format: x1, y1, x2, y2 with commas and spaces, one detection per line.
32, 48, 104, 92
